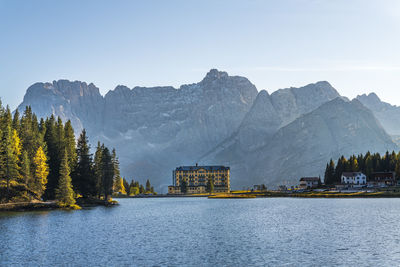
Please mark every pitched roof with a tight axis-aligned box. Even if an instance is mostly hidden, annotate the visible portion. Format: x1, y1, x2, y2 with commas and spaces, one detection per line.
175, 165, 230, 171
341, 172, 365, 177
299, 177, 320, 181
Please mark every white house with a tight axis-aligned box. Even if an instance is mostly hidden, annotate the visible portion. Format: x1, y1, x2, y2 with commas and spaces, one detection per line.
299, 177, 320, 189
341, 172, 366, 186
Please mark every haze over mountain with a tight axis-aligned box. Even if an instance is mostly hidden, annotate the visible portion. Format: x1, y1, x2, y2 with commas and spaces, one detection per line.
203, 98, 397, 188
16, 69, 399, 190
356, 93, 400, 136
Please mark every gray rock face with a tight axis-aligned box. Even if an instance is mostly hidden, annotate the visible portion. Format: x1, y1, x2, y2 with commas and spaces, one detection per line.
205, 97, 397, 188
17, 71, 398, 190
18, 80, 104, 134
17, 69, 258, 190
201, 82, 341, 163
270, 81, 340, 126
356, 93, 400, 135
201, 90, 281, 164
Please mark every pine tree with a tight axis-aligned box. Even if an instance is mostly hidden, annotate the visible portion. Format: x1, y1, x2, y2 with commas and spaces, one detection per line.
114, 177, 126, 195
145, 179, 151, 192
334, 157, 345, 184
130, 186, 139, 196
32, 146, 49, 199
44, 115, 60, 200
350, 156, 359, 172
139, 184, 145, 194
55, 150, 75, 206
365, 155, 374, 181
0, 126, 22, 200
390, 151, 397, 171
93, 142, 104, 198
324, 159, 335, 184
73, 129, 95, 197
112, 149, 122, 193
122, 178, 129, 195
128, 180, 139, 196
101, 147, 114, 200
64, 120, 77, 173
12, 109, 21, 134
21, 150, 31, 186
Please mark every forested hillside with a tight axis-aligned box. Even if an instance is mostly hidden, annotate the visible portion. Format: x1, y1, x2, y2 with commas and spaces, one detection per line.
0, 101, 154, 205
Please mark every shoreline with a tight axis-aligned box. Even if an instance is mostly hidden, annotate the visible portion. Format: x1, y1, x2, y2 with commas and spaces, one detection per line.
0, 201, 59, 212
115, 189, 400, 199
0, 198, 119, 212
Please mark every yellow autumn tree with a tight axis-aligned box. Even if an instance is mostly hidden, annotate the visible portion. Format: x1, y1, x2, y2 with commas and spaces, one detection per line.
116, 177, 126, 194
32, 146, 49, 199
0, 127, 22, 200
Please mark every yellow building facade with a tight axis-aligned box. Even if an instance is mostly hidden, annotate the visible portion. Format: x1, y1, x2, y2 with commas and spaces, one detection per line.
168, 164, 230, 194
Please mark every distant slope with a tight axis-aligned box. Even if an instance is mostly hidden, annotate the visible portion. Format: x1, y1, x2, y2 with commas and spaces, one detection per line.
203, 98, 398, 188
17, 69, 258, 190
17, 80, 104, 134
17, 72, 398, 191
270, 81, 340, 126
202, 81, 342, 164
356, 93, 400, 135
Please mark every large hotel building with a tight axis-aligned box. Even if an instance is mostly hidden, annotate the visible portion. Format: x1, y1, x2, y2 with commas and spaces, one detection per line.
168, 164, 230, 194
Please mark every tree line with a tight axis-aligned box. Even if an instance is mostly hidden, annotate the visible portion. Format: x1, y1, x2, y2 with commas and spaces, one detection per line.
0, 102, 155, 205
324, 151, 400, 184
116, 178, 156, 196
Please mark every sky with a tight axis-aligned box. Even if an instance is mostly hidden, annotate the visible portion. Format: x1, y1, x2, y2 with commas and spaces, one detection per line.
1, 0, 400, 109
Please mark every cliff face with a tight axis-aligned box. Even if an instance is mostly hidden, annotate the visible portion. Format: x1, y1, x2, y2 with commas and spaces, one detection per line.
18, 80, 104, 134
17, 69, 258, 189
17, 71, 398, 190
204, 98, 397, 188
201, 81, 342, 163
356, 93, 400, 136
270, 81, 341, 126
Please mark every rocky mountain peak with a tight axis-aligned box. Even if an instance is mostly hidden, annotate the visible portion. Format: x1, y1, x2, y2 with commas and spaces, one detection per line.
202, 68, 229, 81
50, 80, 101, 98
269, 81, 341, 126
356, 92, 382, 106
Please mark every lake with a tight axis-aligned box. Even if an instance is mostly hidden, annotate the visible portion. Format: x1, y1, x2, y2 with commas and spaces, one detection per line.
1, 197, 400, 266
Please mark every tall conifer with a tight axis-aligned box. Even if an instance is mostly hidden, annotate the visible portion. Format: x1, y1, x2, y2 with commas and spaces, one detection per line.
55, 150, 75, 206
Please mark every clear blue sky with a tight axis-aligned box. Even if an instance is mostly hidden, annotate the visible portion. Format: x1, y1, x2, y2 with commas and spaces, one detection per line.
1, 0, 400, 109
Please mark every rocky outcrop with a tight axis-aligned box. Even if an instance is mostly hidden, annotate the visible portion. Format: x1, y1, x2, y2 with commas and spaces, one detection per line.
204, 97, 398, 188
17, 69, 258, 190
17, 71, 398, 190
356, 93, 400, 135
17, 80, 104, 134
270, 81, 340, 126
201, 81, 342, 164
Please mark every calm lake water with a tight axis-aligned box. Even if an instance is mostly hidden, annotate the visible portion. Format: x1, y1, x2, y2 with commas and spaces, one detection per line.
1, 197, 400, 266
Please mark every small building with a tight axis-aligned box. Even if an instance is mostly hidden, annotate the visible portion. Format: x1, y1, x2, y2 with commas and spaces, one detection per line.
278, 185, 287, 191
168, 186, 181, 194
168, 164, 230, 194
299, 177, 320, 189
254, 184, 267, 191
341, 172, 366, 186
370, 172, 396, 187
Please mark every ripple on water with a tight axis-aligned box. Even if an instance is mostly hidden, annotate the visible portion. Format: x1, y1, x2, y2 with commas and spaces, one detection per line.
1, 198, 400, 266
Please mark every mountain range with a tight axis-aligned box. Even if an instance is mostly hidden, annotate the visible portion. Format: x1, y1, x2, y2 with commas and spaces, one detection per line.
16, 69, 399, 191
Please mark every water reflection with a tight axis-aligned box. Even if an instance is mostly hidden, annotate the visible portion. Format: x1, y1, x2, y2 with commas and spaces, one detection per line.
1, 198, 400, 266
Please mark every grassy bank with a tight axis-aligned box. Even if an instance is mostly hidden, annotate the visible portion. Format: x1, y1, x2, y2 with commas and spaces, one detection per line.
208, 190, 400, 199
0, 197, 118, 212
0, 201, 60, 211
